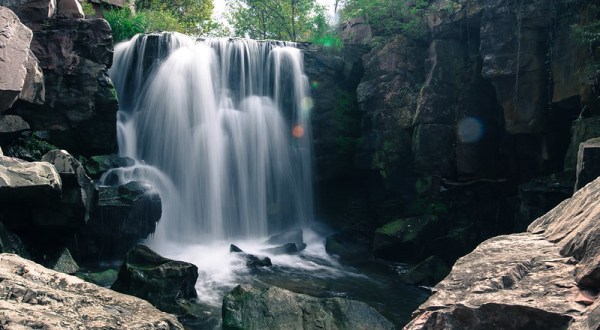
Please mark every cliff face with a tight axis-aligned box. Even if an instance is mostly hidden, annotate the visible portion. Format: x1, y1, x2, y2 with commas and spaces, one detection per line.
309, 0, 600, 280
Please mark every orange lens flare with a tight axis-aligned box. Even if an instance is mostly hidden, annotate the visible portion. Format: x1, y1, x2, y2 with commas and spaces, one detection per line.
292, 125, 305, 138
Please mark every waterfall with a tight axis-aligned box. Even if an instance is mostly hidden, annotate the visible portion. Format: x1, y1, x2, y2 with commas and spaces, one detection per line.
107, 33, 314, 242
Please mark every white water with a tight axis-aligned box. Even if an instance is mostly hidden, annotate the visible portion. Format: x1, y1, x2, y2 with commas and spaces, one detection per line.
106, 33, 335, 307
108, 33, 314, 242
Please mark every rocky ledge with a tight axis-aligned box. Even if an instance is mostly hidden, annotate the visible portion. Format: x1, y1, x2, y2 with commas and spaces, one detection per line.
405, 176, 600, 329
0, 253, 183, 329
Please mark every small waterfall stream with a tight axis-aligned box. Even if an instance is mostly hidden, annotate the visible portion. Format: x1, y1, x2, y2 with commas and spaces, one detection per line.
108, 33, 314, 241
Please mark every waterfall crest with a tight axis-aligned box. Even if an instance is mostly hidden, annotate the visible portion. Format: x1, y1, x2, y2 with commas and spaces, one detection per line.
108, 33, 314, 241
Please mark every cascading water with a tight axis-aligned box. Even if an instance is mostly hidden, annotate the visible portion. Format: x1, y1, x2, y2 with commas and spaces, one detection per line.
108, 33, 314, 241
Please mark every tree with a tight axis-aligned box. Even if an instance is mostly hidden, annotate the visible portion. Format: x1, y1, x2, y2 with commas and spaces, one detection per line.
135, 0, 214, 35
227, 0, 322, 41
340, 0, 428, 37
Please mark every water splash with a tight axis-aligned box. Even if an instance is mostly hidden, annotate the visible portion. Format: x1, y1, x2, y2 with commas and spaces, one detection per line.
107, 33, 314, 242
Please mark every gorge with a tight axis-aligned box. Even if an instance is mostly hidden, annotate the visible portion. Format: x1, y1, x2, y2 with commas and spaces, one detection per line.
0, 0, 599, 329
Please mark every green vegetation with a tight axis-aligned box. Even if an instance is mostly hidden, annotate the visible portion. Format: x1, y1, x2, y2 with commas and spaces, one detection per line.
226, 0, 331, 42
340, 0, 429, 37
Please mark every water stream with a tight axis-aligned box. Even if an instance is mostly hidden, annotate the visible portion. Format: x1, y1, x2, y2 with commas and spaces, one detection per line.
106, 33, 428, 328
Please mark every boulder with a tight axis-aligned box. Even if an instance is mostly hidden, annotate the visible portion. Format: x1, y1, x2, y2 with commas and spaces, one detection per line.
0, 222, 30, 258
565, 117, 600, 170
230, 244, 272, 268
0, 253, 183, 329
263, 243, 307, 255
56, 0, 83, 19
222, 285, 394, 330
400, 255, 450, 287
73, 181, 161, 262
405, 176, 600, 328
325, 231, 371, 262
575, 138, 600, 191
111, 244, 199, 314
372, 215, 439, 262
4, 133, 58, 161
0, 115, 30, 142
266, 229, 304, 245
0, 7, 40, 112
42, 149, 97, 223
0, 154, 61, 200
82, 154, 135, 179
340, 17, 372, 45
0, 0, 57, 23
45, 247, 78, 274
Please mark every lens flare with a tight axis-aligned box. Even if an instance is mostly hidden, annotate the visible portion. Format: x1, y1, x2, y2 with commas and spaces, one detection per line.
292, 124, 305, 138
457, 117, 484, 143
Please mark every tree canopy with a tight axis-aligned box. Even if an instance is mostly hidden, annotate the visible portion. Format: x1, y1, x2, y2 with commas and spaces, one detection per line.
226, 0, 327, 41
135, 0, 214, 35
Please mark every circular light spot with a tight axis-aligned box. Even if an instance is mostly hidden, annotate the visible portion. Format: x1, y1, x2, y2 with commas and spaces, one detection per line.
292, 125, 305, 138
457, 117, 484, 143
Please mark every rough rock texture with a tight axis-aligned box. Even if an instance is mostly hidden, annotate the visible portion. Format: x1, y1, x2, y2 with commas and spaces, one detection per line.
111, 244, 199, 315
0, 0, 56, 23
340, 17, 372, 45
565, 117, 600, 170
72, 181, 161, 262
575, 138, 600, 191
0, 154, 61, 199
222, 285, 394, 330
56, 0, 83, 19
0, 114, 30, 142
9, 17, 117, 155
405, 177, 600, 329
0, 222, 29, 258
0, 253, 183, 329
0, 6, 44, 112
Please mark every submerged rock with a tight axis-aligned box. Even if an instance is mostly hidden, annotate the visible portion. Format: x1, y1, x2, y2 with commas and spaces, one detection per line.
405, 176, 600, 329
0, 253, 183, 329
266, 229, 304, 245
222, 285, 394, 330
111, 244, 198, 315
263, 243, 307, 255
230, 244, 272, 268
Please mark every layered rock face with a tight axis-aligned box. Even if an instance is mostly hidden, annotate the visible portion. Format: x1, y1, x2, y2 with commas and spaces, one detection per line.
404, 177, 600, 329
0, 253, 183, 329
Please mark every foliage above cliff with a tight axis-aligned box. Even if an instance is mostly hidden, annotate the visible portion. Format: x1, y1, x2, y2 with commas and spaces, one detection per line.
340, 0, 429, 37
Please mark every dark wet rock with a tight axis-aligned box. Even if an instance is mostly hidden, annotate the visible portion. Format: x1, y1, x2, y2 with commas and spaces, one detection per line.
400, 256, 450, 287
78, 268, 118, 288
372, 215, 440, 262
229, 244, 272, 268
72, 181, 161, 262
44, 247, 79, 274
515, 171, 574, 231
222, 285, 394, 330
0, 0, 56, 23
575, 138, 600, 191
263, 243, 307, 255
325, 231, 371, 262
56, 0, 83, 19
82, 154, 135, 179
3, 133, 57, 161
42, 149, 97, 223
111, 244, 198, 315
0, 154, 61, 200
0, 222, 30, 258
0, 115, 30, 142
266, 229, 304, 245
0, 253, 183, 328
412, 124, 455, 177
406, 176, 600, 329
565, 117, 600, 170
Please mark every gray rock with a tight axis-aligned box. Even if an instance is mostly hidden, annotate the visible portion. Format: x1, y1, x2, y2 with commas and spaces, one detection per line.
340, 17, 372, 45
0, 253, 183, 329
0, 115, 30, 142
56, 0, 83, 19
0, 0, 57, 23
111, 244, 198, 315
48, 247, 78, 274
0, 222, 30, 258
0, 154, 61, 199
0, 146, 2, 156
222, 285, 394, 330
575, 138, 600, 191
412, 124, 455, 177
18, 49, 45, 105
266, 229, 304, 245
565, 117, 600, 170
0, 7, 35, 111
229, 244, 272, 268
83, 154, 135, 179
263, 243, 307, 255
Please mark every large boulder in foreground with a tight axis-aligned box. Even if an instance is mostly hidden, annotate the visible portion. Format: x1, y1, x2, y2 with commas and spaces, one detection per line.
222, 285, 393, 330
0, 154, 61, 199
111, 244, 198, 314
405, 177, 600, 329
0, 253, 183, 329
